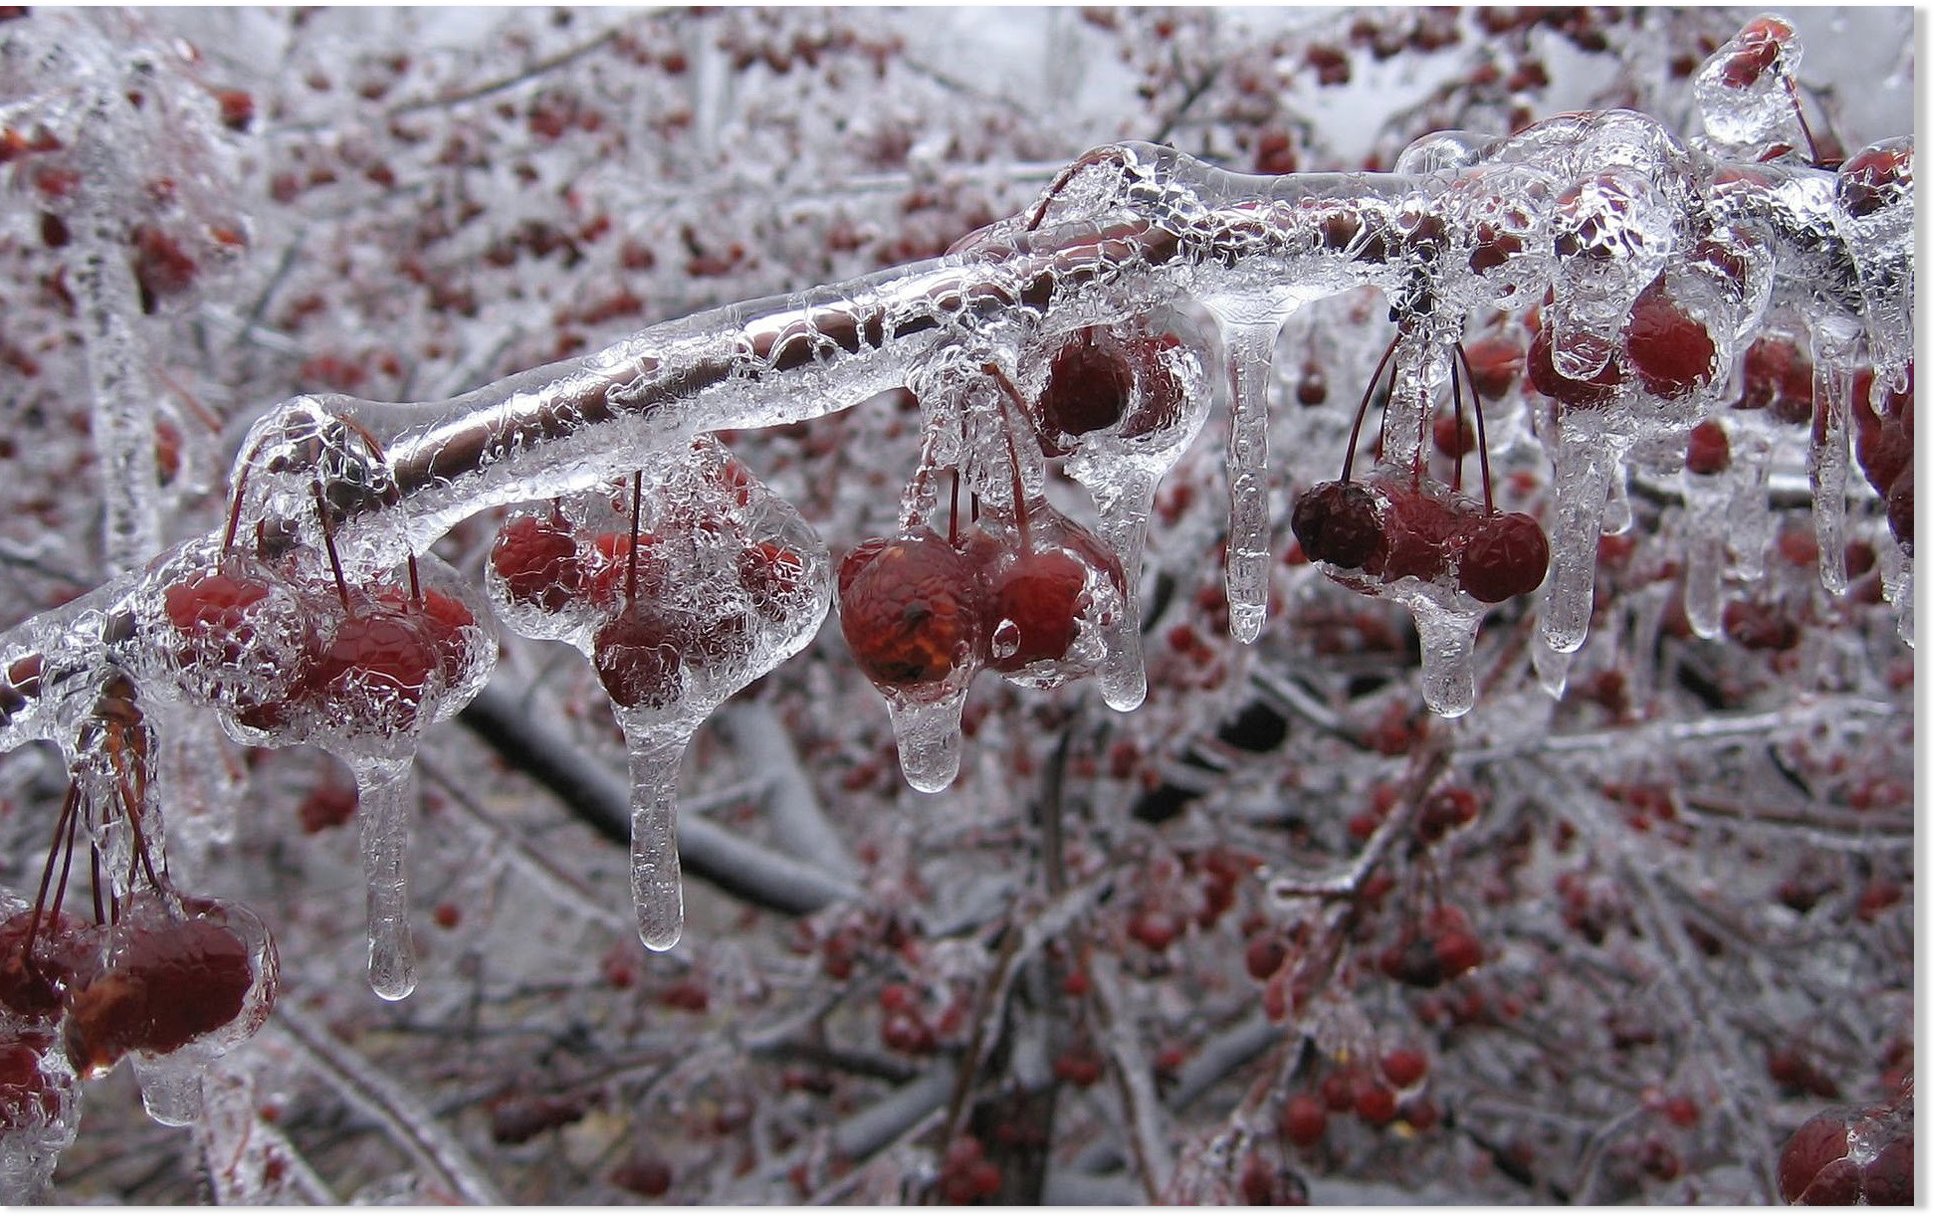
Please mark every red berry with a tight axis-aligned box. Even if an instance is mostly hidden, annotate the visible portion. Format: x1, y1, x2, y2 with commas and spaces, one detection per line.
611, 1152, 673, 1198
314, 609, 438, 734
62, 916, 255, 1076
1052, 1048, 1103, 1088
1861, 1130, 1914, 1205
1527, 323, 1624, 411
1838, 139, 1912, 219
1418, 787, 1479, 841
1433, 929, 1483, 980
1291, 480, 1384, 570
1721, 599, 1800, 652
986, 550, 1086, 672
1733, 337, 1814, 423
214, 89, 255, 132
1244, 932, 1288, 981
1458, 512, 1548, 603
1660, 1094, 1699, 1128
1622, 278, 1716, 401
1372, 484, 1466, 584
1354, 1079, 1399, 1126
1462, 334, 1524, 401
1281, 1092, 1328, 1147
490, 515, 585, 614
739, 541, 806, 618
836, 529, 985, 690
1779, 1112, 1853, 1204
1432, 410, 1475, 458
1886, 468, 1913, 552
1684, 420, 1730, 475
1127, 908, 1181, 952
592, 605, 687, 709
164, 565, 271, 661
1716, 16, 1791, 89
586, 530, 669, 609
0, 910, 103, 1022
1380, 1046, 1428, 1089
1037, 327, 1132, 446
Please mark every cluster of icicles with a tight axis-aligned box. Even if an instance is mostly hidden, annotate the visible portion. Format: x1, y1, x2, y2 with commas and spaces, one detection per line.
0, 15, 1914, 1191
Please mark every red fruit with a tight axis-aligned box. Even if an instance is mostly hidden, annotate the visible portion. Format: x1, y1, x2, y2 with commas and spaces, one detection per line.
215, 89, 254, 132
1381, 934, 1445, 988
1721, 599, 1800, 651
611, 1152, 673, 1198
1432, 410, 1475, 459
1458, 512, 1548, 603
296, 783, 357, 834
1373, 484, 1470, 584
1354, 1079, 1399, 1126
490, 515, 585, 614
1527, 323, 1624, 411
1622, 278, 1716, 401
1716, 16, 1792, 89
986, 550, 1086, 672
1838, 139, 1912, 219
1127, 908, 1181, 952
1239, 1154, 1307, 1205
1292, 480, 1385, 570
1121, 332, 1189, 439
314, 609, 438, 733
1733, 337, 1814, 423
1380, 1046, 1428, 1090
1462, 334, 1524, 401
1052, 1048, 1103, 1088
164, 565, 271, 663
1418, 787, 1479, 842
1779, 1112, 1853, 1204
0, 1036, 62, 1134
1684, 420, 1730, 475
1320, 1069, 1359, 1113
1852, 369, 1912, 495
739, 541, 806, 617
592, 606, 687, 709
0, 910, 103, 1021
836, 529, 984, 690
1861, 1131, 1914, 1205
1281, 1093, 1328, 1147
1244, 932, 1288, 981
1433, 929, 1483, 980
416, 589, 479, 686
587, 531, 669, 608
131, 225, 198, 308
63, 917, 254, 1076
1660, 1094, 1699, 1128
1037, 327, 1132, 447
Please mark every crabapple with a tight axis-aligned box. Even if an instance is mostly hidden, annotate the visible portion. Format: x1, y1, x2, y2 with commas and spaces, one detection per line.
1527, 322, 1624, 410
312, 608, 440, 736
592, 605, 688, 710
489, 513, 586, 614
1036, 326, 1132, 447
836, 529, 985, 690
1621, 277, 1717, 401
1280, 1092, 1327, 1147
1291, 480, 1384, 570
1458, 512, 1549, 603
1684, 419, 1730, 475
61, 915, 255, 1076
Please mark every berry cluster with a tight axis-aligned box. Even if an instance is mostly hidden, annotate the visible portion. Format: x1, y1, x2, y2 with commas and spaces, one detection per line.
486, 438, 826, 718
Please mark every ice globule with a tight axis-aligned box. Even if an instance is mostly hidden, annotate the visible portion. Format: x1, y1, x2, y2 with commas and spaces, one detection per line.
353, 756, 419, 1000
1691, 16, 1808, 160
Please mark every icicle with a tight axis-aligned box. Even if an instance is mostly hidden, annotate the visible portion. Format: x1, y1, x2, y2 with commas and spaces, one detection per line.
1540, 431, 1620, 654
1725, 428, 1775, 580
1601, 468, 1633, 536
131, 1053, 203, 1127
618, 718, 690, 952
884, 686, 971, 794
1895, 566, 1914, 646
1208, 317, 1289, 644
1807, 321, 1859, 596
1407, 597, 1482, 718
1684, 527, 1724, 639
1088, 468, 1159, 712
1532, 633, 1573, 699
351, 756, 419, 1000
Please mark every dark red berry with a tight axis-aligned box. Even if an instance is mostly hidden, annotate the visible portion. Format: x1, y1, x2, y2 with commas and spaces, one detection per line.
1622, 278, 1716, 401
490, 515, 585, 614
611, 1152, 673, 1198
1292, 480, 1384, 570
1380, 1046, 1428, 1089
1527, 323, 1625, 411
1462, 335, 1524, 401
314, 610, 439, 733
1733, 337, 1814, 423
1244, 932, 1287, 982
1432, 410, 1475, 459
1779, 1112, 1853, 1204
1281, 1092, 1327, 1147
592, 606, 687, 709
986, 549, 1090, 672
1716, 16, 1791, 90
1886, 469, 1913, 551
1037, 327, 1132, 445
1684, 419, 1730, 476
62, 917, 254, 1076
836, 529, 985, 690
0, 911, 103, 1022
164, 565, 272, 666
1458, 512, 1548, 603
1838, 139, 1912, 219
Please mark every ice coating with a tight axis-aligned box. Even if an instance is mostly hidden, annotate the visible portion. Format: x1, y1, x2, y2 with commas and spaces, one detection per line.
0, 1033, 78, 1203
1209, 316, 1293, 645
353, 757, 418, 1000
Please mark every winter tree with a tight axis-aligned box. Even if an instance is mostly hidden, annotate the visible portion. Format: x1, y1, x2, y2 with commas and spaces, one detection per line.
0, 6, 1913, 1205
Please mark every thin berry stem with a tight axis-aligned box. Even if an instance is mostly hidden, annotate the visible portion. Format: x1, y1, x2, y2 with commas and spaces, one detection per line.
313, 485, 355, 614
1341, 334, 1401, 485
220, 463, 252, 557
21, 783, 79, 962
1783, 75, 1826, 167
625, 470, 643, 605
984, 364, 1036, 551
1449, 357, 1466, 496
1455, 343, 1496, 514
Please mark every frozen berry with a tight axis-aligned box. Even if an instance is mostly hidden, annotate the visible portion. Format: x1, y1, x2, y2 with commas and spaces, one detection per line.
1622, 278, 1716, 401
1458, 512, 1548, 603
1292, 480, 1384, 570
1381, 1046, 1428, 1089
593, 606, 687, 709
1684, 419, 1730, 475
313, 609, 439, 734
837, 529, 985, 690
1527, 323, 1624, 411
1838, 139, 1912, 219
490, 514, 585, 613
0, 911, 102, 1022
62, 917, 254, 1076
1779, 1112, 1856, 1204
1281, 1092, 1328, 1147
1037, 327, 1132, 445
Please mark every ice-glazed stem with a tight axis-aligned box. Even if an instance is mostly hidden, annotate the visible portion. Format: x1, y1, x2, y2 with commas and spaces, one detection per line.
620, 721, 689, 952
1211, 318, 1287, 645
1409, 599, 1483, 719
352, 755, 419, 1000
1541, 430, 1621, 655
884, 686, 972, 794
1091, 467, 1160, 712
